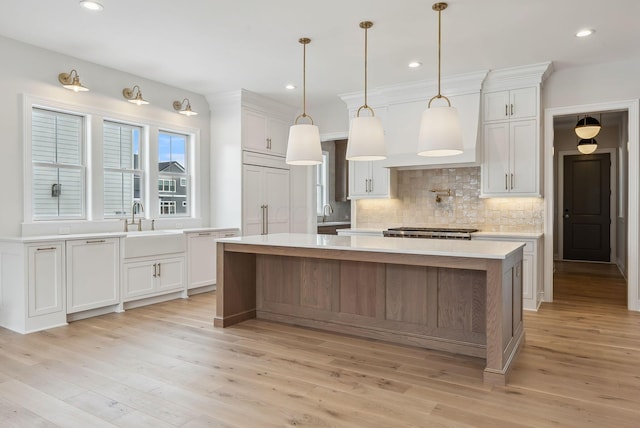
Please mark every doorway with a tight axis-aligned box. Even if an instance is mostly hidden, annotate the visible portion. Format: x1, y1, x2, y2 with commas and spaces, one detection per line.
544, 101, 639, 311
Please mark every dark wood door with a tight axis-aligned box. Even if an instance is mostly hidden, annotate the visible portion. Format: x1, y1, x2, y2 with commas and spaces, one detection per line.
563, 153, 611, 262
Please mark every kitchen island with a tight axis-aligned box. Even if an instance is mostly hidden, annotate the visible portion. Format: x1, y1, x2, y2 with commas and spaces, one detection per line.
215, 233, 524, 385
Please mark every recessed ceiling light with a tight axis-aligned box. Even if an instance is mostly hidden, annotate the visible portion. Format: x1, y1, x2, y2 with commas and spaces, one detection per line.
285, 84, 296, 90
408, 61, 422, 68
576, 29, 594, 38
79, 1, 104, 11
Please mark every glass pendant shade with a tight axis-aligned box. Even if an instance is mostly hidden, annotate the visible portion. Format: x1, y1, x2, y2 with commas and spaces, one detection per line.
418, 105, 463, 156
577, 138, 597, 154
575, 116, 601, 139
286, 123, 322, 165
346, 116, 386, 161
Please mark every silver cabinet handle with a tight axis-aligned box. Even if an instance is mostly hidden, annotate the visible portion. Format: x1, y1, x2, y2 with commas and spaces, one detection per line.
198, 232, 211, 236
85, 239, 106, 244
37, 247, 56, 251
157, 263, 161, 277
260, 204, 266, 235
511, 173, 514, 190
505, 174, 508, 190
369, 178, 373, 193
265, 205, 269, 235
153, 263, 157, 277
511, 104, 514, 116
505, 104, 508, 116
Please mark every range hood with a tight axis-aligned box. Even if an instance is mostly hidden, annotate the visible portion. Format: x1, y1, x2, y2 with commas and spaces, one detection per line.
340, 70, 488, 169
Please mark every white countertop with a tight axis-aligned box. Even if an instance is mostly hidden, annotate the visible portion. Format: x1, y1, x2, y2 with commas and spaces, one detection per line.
472, 231, 543, 239
218, 233, 524, 260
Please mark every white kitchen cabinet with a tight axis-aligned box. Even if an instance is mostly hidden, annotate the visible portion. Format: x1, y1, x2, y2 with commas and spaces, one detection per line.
482, 120, 538, 196
187, 229, 239, 290
66, 238, 119, 314
483, 87, 537, 122
123, 255, 185, 301
243, 164, 290, 235
27, 242, 65, 318
348, 160, 395, 199
472, 234, 542, 311
242, 108, 289, 156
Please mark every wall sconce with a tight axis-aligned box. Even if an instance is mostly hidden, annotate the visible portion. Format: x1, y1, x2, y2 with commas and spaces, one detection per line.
58, 69, 89, 92
122, 85, 149, 105
577, 138, 597, 154
172, 98, 198, 116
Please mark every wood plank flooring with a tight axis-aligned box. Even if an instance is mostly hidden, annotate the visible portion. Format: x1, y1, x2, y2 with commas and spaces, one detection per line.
1, 261, 638, 427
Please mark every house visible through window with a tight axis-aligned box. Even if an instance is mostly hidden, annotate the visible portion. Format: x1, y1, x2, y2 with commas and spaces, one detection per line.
103, 121, 143, 217
158, 131, 189, 216
31, 108, 85, 219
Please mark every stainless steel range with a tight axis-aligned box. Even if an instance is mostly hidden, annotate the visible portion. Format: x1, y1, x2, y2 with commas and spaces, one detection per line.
383, 227, 478, 240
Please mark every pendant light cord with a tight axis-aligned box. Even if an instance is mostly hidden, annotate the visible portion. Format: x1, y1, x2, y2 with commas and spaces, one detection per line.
437, 6, 441, 98
295, 38, 313, 125
364, 24, 368, 108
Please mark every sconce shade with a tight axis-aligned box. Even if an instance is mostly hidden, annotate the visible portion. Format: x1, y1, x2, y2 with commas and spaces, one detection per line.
286, 124, 322, 165
58, 70, 89, 92
346, 116, 386, 161
418, 105, 464, 156
575, 116, 601, 139
577, 138, 597, 154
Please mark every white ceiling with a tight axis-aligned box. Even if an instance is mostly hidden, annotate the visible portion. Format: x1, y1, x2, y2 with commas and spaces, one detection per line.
1, 0, 639, 108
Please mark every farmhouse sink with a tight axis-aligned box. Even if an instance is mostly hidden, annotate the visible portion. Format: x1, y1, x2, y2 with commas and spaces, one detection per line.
123, 230, 185, 258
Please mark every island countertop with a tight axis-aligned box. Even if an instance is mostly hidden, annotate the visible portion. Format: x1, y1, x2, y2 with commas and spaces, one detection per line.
217, 232, 524, 260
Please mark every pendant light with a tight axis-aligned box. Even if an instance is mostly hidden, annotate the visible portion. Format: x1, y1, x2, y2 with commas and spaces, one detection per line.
286, 37, 322, 165
575, 114, 601, 139
417, 2, 463, 157
577, 138, 597, 154
346, 21, 386, 161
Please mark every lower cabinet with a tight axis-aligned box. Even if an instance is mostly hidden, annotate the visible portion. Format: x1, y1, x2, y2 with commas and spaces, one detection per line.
187, 229, 239, 290
123, 255, 185, 301
66, 238, 120, 314
27, 242, 65, 319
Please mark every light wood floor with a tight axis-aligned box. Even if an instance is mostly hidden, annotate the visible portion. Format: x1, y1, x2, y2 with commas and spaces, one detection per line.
1, 262, 639, 427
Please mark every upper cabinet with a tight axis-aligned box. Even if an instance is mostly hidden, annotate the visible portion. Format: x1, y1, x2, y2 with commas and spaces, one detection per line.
480, 62, 553, 198
483, 87, 537, 122
349, 160, 396, 199
242, 109, 289, 157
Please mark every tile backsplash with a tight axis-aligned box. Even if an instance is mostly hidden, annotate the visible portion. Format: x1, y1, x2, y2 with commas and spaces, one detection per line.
355, 167, 543, 232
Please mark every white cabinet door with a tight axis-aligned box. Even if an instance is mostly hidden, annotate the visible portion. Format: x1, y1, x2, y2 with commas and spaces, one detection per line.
510, 120, 538, 194
27, 243, 64, 317
187, 232, 218, 289
66, 238, 119, 313
483, 91, 511, 122
369, 161, 390, 197
243, 164, 266, 236
123, 260, 156, 300
268, 117, 289, 156
264, 167, 290, 234
156, 256, 185, 293
349, 161, 370, 197
483, 122, 510, 194
242, 109, 269, 153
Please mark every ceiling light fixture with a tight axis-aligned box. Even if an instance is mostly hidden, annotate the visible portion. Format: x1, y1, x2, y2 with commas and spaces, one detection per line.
122, 85, 149, 105
577, 138, 597, 154
417, 2, 463, 157
346, 21, 386, 161
285, 84, 296, 90
576, 29, 594, 38
79, 0, 104, 11
173, 98, 198, 116
58, 69, 89, 92
285, 37, 322, 165
408, 61, 422, 68
575, 114, 601, 139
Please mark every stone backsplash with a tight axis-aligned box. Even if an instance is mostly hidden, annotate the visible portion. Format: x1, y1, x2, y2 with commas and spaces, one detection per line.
355, 167, 544, 232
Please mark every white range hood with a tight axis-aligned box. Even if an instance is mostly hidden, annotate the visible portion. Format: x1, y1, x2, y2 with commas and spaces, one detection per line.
340, 70, 488, 169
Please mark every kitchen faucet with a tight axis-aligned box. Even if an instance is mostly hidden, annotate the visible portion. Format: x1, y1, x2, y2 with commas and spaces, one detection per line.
322, 204, 334, 223
124, 201, 144, 231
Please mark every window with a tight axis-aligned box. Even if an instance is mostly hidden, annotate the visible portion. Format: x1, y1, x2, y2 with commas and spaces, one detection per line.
31, 108, 85, 219
103, 121, 143, 217
158, 131, 189, 216
316, 151, 329, 216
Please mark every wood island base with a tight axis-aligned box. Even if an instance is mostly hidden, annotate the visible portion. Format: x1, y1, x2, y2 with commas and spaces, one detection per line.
215, 236, 524, 386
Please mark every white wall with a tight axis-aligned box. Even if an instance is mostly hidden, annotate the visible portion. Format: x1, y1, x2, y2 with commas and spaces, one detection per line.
0, 36, 211, 237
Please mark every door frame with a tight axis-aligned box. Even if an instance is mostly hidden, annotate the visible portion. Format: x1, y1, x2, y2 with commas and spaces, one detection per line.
544, 100, 639, 311
557, 149, 617, 263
